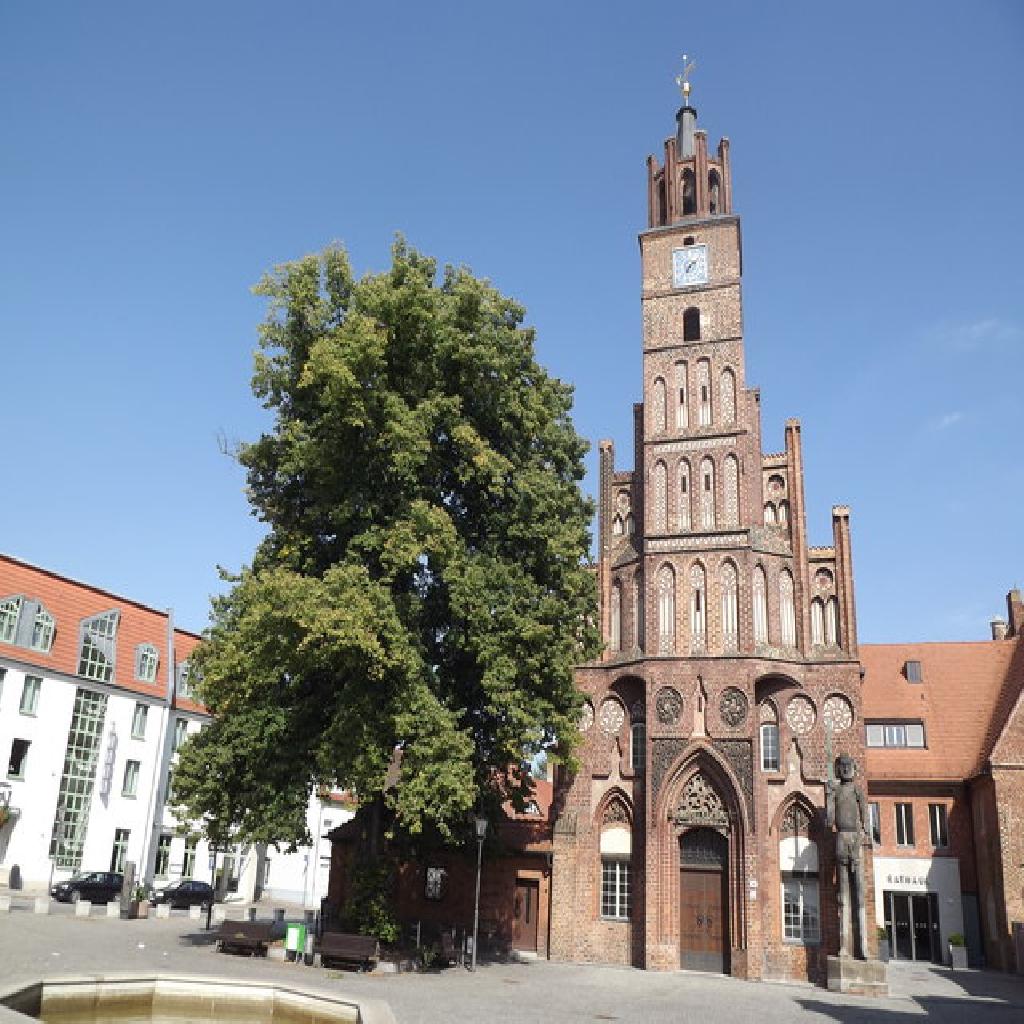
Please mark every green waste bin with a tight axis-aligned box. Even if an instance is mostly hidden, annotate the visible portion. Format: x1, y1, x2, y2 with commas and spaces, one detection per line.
285, 922, 307, 962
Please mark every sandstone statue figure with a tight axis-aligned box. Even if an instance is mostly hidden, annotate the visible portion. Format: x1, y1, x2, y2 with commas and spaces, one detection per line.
826, 753, 870, 958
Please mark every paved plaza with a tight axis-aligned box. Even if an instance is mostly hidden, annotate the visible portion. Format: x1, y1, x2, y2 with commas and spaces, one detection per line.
1, 901, 1023, 1023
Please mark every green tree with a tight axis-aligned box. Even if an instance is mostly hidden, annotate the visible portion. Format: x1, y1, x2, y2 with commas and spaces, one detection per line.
173, 240, 598, 847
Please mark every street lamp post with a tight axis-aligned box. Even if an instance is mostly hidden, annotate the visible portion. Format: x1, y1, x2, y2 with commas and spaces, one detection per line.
470, 815, 488, 971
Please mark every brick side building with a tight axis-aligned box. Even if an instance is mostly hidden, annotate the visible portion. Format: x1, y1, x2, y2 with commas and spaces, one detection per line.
547, 96, 868, 984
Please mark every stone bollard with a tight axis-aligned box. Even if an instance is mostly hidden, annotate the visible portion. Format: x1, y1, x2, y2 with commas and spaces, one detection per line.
0, 895, 11, 913
155, 903, 171, 919
75, 900, 92, 917
212, 906, 227, 925
274, 908, 286, 923
106, 902, 120, 918
34, 897, 50, 915
247, 907, 257, 922
188, 904, 203, 920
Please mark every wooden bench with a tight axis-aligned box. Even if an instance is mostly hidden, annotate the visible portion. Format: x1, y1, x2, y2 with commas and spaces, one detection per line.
318, 931, 380, 971
216, 920, 274, 956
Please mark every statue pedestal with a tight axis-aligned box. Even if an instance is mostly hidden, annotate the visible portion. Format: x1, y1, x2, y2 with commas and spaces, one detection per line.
826, 955, 888, 996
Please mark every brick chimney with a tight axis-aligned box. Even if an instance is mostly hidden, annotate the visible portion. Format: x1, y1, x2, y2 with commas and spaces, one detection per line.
990, 618, 1009, 641
1007, 589, 1024, 638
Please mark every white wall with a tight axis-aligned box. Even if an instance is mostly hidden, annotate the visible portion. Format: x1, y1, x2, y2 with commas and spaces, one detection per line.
873, 855, 965, 958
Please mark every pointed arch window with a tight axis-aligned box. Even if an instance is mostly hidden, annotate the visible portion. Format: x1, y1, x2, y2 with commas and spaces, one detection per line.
764, 502, 777, 525
653, 460, 667, 533
810, 598, 824, 646
723, 454, 739, 528
697, 360, 711, 426
780, 803, 821, 945
631, 576, 642, 650
625, 512, 634, 535
610, 581, 622, 653
677, 460, 691, 531
652, 377, 667, 434
675, 361, 689, 428
690, 563, 707, 653
700, 457, 716, 529
753, 565, 769, 646
720, 368, 736, 424
778, 500, 790, 526
683, 307, 701, 342
760, 704, 780, 772
612, 514, 624, 537
681, 169, 696, 216
709, 169, 722, 214
657, 564, 676, 655
825, 597, 839, 647
630, 701, 646, 775
780, 570, 796, 648
720, 561, 738, 653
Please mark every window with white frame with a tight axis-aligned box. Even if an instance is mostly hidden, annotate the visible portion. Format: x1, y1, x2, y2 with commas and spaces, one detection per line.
176, 662, 195, 700
929, 803, 949, 848
869, 801, 881, 845
155, 833, 172, 877
183, 836, 197, 877
865, 721, 925, 748
20, 675, 41, 715
77, 611, 119, 683
122, 759, 140, 797
173, 718, 188, 752
601, 859, 631, 919
31, 607, 55, 652
0, 597, 22, 643
135, 644, 159, 683
779, 803, 820, 944
760, 721, 780, 772
630, 702, 645, 775
110, 828, 130, 873
7, 738, 30, 779
131, 703, 148, 740
895, 802, 915, 847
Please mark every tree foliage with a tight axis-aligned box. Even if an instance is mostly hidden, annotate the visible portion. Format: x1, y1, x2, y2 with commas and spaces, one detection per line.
173, 239, 598, 846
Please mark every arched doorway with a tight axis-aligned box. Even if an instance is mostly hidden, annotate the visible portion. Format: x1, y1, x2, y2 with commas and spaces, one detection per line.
679, 827, 729, 972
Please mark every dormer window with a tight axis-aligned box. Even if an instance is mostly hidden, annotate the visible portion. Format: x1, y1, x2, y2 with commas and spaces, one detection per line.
77, 610, 119, 683
31, 607, 55, 652
177, 662, 196, 701
1, 596, 56, 653
135, 643, 159, 684
0, 597, 22, 643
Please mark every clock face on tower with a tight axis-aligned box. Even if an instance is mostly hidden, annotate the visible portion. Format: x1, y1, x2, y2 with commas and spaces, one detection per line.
672, 244, 708, 288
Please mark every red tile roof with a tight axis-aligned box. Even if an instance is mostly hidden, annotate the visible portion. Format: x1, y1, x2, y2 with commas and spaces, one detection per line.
0, 552, 205, 712
860, 638, 1024, 781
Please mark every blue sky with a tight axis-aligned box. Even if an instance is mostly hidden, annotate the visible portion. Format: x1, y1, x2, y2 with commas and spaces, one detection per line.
1, 2, 1021, 641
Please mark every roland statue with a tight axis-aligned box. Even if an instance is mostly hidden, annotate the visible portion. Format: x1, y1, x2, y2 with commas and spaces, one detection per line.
826, 753, 870, 959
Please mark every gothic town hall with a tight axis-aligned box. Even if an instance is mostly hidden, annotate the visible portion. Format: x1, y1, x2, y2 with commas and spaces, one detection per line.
548, 92, 867, 984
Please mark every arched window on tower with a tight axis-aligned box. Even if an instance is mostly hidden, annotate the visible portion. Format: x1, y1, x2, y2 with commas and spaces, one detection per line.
825, 596, 840, 647
631, 576, 642, 650
700, 457, 715, 529
778, 500, 790, 526
653, 460, 667, 533
625, 512, 635, 535
780, 569, 796, 648
612, 514, 624, 537
658, 176, 667, 225
753, 565, 769, 646
600, 800, 633, 920
610, 581, 622, 653
657, 564, 676, 655
674, 361, 689, 428
652, 377, 667, 434
723, 454, 739, 528
678, 459, 691, 531
681, 169, 696, 216
760, 702, 780, 771
810, 597, 824, 646
709, 169, 722, 214
764, 502, 777, 526
720, 367, 736, 424
720, 560, 738, 653
683, 307, 701, 342
697, 359, 711, 426
690, 563, 707, 653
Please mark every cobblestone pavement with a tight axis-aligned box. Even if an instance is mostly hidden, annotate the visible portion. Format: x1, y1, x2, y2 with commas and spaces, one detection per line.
1, 904, 1022, 1023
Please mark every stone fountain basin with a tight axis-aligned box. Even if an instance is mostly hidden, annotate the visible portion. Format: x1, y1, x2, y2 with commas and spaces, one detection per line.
0, 973, 395, 1024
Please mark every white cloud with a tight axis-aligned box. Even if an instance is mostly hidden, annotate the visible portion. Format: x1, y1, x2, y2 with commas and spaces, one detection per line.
928, 318, 1022, 352
931, 411, 964, 431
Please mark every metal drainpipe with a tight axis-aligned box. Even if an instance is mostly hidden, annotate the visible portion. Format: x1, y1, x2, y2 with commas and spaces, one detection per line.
139, 609, 176, 887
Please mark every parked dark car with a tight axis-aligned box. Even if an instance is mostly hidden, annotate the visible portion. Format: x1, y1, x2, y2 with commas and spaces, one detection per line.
149, 879, 215, 909
51, 871, 124, 904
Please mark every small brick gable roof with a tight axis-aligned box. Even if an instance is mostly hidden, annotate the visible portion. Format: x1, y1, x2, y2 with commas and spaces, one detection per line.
860, 637, 1024, 781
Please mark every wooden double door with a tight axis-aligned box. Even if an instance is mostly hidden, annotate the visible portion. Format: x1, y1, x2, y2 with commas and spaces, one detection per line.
679, 828, 729, 973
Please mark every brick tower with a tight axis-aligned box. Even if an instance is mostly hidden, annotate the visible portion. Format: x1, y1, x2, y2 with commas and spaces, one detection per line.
549, 77, 870, 984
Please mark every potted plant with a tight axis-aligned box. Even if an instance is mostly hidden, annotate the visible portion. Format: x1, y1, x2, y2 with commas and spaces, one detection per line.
948, 932, 967, 969
876, 925, 890, 962
129, 885, 149, 920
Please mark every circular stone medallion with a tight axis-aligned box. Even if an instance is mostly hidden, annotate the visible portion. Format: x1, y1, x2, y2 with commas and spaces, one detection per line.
598, 698, 625, 736
719, 687, 749, 728
786, 695, 816, 735
655, 686, 683, 725
578, 701, 594, 733
822, 694, 854, 734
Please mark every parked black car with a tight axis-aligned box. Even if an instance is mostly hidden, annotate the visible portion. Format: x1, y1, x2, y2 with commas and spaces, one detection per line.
149, 879, 215, 909
51, 871, 124, 904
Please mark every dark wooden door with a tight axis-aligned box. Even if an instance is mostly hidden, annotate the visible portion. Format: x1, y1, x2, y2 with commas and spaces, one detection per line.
680, 867, 726, 972
512, 879, 539, 951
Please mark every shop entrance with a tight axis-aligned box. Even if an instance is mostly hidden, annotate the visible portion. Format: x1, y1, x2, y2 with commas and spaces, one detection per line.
679, 828, 729, 973
883, 890, 941, 962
